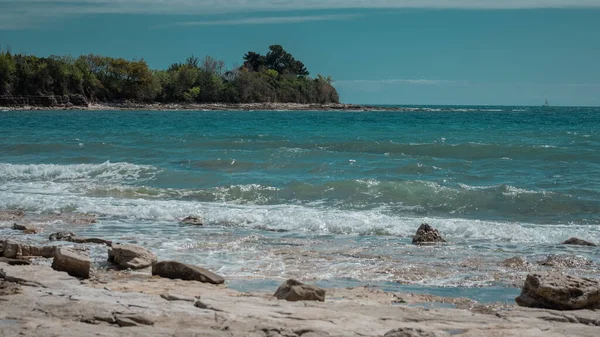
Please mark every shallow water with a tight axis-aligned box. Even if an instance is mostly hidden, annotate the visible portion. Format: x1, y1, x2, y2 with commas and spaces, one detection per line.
1, 106, 599, 302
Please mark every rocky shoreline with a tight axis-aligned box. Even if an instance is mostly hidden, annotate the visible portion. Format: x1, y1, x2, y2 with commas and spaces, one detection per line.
2, 215, 599, 336
0, 96, 413, 112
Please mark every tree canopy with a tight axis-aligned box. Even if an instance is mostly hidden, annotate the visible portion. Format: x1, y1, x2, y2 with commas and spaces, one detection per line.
0, 45, 339, 104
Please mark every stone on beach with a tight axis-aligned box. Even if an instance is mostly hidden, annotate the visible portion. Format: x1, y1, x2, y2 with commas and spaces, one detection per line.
2, 239, 56, 258
51, 247, 91, 279
49, 232, 112, 246
562, 237, 597, 247
152, 261, 225, 284
274, 279, 326, 302
515, 272, 600, 310
12, 223, 40, 234
412, 224, 446, 245
108, 243, 157, 269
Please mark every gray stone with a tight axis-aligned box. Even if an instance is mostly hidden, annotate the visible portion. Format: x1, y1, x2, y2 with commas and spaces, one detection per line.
274, 279, 326, 302
108, 243, 156, 269
562, 237, 596, 247
515, 272, 600, 310
152, 261, 224, 284
52, 247, 90, 279
412, 224, 446, 245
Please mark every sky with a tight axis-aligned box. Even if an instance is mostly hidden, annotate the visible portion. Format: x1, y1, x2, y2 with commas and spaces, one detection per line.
0, 1, 599, 106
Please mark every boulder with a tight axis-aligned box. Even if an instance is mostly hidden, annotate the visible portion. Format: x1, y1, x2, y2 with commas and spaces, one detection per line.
49, 231, 76, 241
515, 272, 600, 310
562, 237, 596, 247
152, 261, 224, 284
274, 279, 326, 302
51, 247, 90, 279
412, 224, 446, 245
2, 239, 21, 258
12, 223, 40, 234
538, 255, 592, 268
181, 216, 203, 226
108, 244, 156, 269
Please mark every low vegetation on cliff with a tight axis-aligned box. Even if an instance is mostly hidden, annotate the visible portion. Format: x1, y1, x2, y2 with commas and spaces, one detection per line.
0, 45, 339, 104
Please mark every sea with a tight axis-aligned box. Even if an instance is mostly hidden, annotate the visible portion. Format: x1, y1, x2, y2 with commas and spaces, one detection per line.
1, 106, 599, 303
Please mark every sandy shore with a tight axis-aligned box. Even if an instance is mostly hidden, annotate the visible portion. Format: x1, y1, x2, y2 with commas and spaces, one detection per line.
1, 261, 599, 337
0, 102, 416, 112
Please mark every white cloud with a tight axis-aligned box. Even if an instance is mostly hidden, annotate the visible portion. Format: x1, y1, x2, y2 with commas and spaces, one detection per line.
166, 14, 358, 27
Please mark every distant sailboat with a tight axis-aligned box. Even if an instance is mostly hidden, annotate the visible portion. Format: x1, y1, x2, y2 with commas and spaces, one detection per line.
543, 99, 549, 107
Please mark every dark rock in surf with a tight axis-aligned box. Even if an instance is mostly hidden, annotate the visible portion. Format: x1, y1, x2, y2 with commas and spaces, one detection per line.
152, 261, 224, 284
12, 223, 40, 234
412, 224, 446, 245
515, 272, 600, 310
49, 231, 76, 241
181, 216, 204, 226
562, 237, 596, 247
274, 279, 326, 302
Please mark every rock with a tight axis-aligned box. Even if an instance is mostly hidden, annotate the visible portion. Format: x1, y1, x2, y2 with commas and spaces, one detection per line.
499, 256, 530, 270
181, 216, 203, 226
0, 280, 22, 296
152, 261, 224, 284
515, 272, 600, 310
538, 255, 592, 268
274, 279, 326, 302
49, 231, 76, 241
12, 223, 40, 234
108, 243, 157, 269
562, 237, 596, 247
51, 247, 90, 279
114, 314, 154, 327
2, 239, 56, 258
160, 293, 197, 302
2, 239, 21, 258
0, 257, 31, 266
0, 210, 25, 221
412, 224, 446, 245
384, 328, 449, 337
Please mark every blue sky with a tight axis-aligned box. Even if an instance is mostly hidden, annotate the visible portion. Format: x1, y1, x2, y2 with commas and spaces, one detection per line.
0, 1, 599, 106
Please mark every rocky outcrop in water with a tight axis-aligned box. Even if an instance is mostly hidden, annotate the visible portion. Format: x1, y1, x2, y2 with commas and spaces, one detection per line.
181, 216, 203, 226
12, 223, 40, 234
538, 255, 592, 268
274, 279, 326, 302
108, 244, 156, 269
515, 272, 600, 310
562, 237, 597, 247
152, 261, 224, 284
412, 224, 446, 245
499, 256, 531, 270
49, 232, 112, 246
52, 247, 90, 279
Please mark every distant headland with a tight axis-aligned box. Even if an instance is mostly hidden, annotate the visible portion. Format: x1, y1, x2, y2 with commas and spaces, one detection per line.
0, 45, 345, 110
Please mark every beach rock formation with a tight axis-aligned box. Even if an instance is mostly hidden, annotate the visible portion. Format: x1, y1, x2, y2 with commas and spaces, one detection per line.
274, 279, 326, 302
49, 232, 112, 246
181, 216, 203, 226
499, 256, 531, 270
49, 231, 76, 241
515, 272, 600, 310
384, 328, 450, 337
152, 261, 224, 284
108, 243, 156, 269
412, 224, 446, 245
2, 239, 55, 259
12, 223, 40, 234
538, 255, 592, 268
562, 237, 597, 247
51, 247, 90, 279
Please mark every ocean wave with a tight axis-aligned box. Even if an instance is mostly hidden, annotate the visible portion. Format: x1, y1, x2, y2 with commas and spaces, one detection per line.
0, 162, 159, 183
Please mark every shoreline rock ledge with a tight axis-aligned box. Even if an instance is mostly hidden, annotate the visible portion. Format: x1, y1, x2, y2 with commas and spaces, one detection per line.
412, 224, 446, 245
515, 272, 600, 310
152, 261, 224, 284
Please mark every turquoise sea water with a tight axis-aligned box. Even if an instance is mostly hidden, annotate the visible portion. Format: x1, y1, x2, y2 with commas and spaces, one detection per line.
1, 106, 599, 302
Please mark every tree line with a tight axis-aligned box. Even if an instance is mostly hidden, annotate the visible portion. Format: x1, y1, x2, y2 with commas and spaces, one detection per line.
0, 45, 339, 104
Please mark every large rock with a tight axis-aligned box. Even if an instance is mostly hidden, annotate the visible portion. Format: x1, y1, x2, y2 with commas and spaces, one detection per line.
412, 224, 446, 245
181, 216, 203, 226
515, 272, 600, 310
49, 231, 76, 241
274, 279, 326, 302
108, 244, 156, 269
2, 239, 55, 258
51, 247, 90, 279
562, 237, 596, 247
152, 261, 224, 284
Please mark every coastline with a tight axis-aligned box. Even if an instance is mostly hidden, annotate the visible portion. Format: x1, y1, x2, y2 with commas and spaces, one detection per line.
0, 102, 413, 112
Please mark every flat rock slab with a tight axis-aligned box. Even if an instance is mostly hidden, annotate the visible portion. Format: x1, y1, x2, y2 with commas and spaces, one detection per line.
516, 272, 600, 310
108, 244, 156, 269
2, 239, 55, 259
52, 247, 90, 279
152, 261, 224, 284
